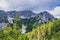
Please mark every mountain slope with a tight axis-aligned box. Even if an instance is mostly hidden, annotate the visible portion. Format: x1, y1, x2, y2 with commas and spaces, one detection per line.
0, 10, 55, 24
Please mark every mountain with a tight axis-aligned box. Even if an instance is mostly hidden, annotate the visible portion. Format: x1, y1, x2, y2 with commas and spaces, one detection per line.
6, 11, 17, 18
0, 10, 8, 23
6, 11, 36, 19
18, 11, 35, 17
0, 10, 55, 28
35, 11, 55, 23
0, 10, 55, 22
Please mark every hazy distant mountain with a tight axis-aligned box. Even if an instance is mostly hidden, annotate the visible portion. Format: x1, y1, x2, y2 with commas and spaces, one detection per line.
0, 10, 8, 23
0, 10, 56, 29
0, 10, 55, 25
35, 11, 55, 23
6, 11, 35, 18
18, 11, 35, 17
6, 11, 17, 18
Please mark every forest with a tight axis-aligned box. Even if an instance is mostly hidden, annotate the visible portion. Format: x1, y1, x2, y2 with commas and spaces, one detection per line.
0, 14, 60, 40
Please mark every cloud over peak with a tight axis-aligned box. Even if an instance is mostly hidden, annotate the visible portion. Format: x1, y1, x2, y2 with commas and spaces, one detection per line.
0, 0, 60, 18
48, 6, 60, 18
0, 0, 9, 10
0, 0, 59, 11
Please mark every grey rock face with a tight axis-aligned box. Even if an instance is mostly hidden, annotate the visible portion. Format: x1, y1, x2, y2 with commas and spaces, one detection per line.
0, 23, 6, 28
35, 11, 55, 23
0, 10, 8, 23
0, 10, 55, 28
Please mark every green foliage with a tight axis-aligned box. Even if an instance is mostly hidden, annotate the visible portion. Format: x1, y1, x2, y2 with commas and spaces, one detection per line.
14, 14, 22, 29
27, 18, 60, 40
52, 31, 60, 40
32, 21, 41, 28
0, 15, 60, 40
25, 18, 38, 32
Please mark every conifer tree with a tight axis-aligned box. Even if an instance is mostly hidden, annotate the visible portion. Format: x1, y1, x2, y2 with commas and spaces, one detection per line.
14, 14, 22, 29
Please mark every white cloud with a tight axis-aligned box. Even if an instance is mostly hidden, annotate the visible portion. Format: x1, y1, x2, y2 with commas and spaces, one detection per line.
48, 6, 60, 18
0, 0, 9, 10
11, 0, 59, 11
0, 0, 60, 18
0, 0, 59, 11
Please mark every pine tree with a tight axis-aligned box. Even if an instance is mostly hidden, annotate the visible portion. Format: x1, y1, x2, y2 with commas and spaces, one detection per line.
14, 14, 22, 29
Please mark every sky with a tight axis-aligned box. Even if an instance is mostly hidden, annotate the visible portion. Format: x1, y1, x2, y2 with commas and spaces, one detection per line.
0, 0, 60, 18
